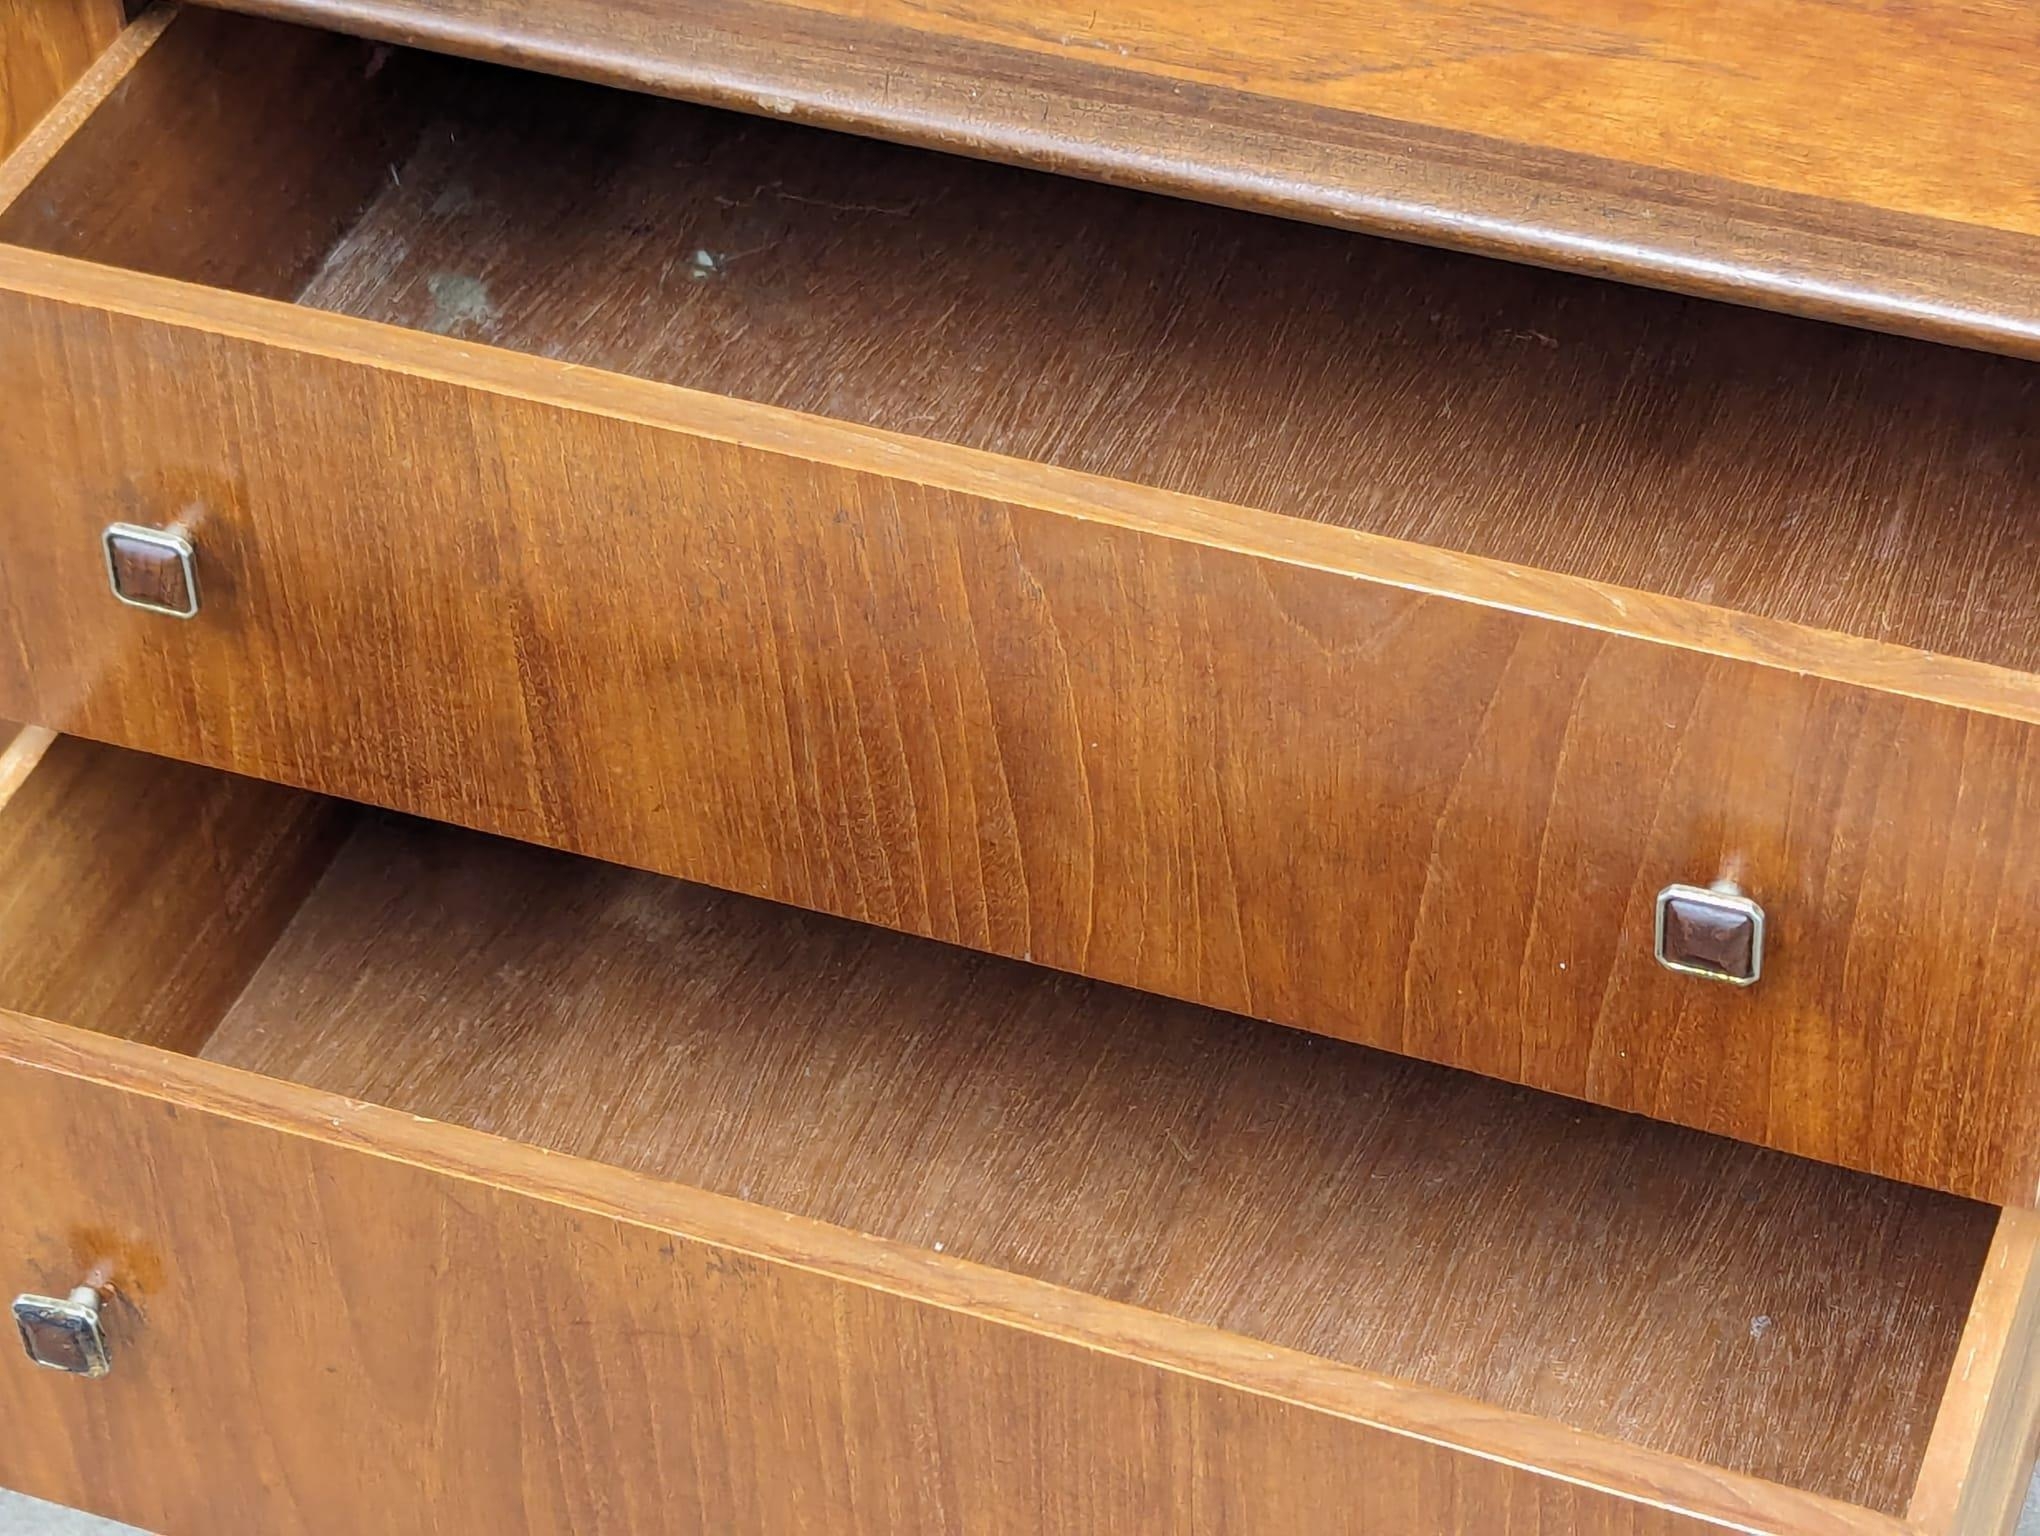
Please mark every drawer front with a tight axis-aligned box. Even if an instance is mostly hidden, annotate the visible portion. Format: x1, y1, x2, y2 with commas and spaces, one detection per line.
2, 256, 2038, 1202
0, 1016, 1808, 1536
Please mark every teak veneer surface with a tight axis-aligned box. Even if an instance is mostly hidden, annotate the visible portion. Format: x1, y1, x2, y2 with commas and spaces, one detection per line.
0, 1016, 1922, 1536
6, 260, 2040, 1205
7, 17, 2037, 676
1, 18, 2038, 1534
195, 812, 1995, 1513
4, 12, 2040, 1208
188, 0, 2040, 354
6, 250, 2040, 1203
2, 740, 2011, 1535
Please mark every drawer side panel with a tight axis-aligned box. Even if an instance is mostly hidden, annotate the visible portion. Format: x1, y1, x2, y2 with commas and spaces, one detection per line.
0, 0, 123, 158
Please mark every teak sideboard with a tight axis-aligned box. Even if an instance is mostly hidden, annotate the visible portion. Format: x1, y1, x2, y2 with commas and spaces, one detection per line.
0, 3, 2036, 1533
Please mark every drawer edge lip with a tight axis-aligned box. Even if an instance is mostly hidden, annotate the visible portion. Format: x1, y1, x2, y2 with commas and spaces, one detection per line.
0, 244, 2034, 729
0, 1004, 1910, 1536
1907, 1207, 2040, 1533
194, 0, 2040, 362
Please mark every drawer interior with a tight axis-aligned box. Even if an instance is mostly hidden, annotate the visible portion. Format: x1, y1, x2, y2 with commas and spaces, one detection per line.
0, 728, 2014, 1521
2, 7, 2037, 677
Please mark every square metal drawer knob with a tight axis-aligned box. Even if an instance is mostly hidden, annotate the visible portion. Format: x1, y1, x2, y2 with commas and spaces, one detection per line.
104, 522, 200, 619
1655, 881, 1765, 986
13, 1283, 112, 1378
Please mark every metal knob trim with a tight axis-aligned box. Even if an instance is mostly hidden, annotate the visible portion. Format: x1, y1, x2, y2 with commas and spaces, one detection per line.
1654, 880, 1766, 987
13, 1267, 113, 1378
103, 522, 200, 619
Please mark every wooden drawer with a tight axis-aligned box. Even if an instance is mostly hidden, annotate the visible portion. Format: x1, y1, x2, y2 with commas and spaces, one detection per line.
1, 726, 2038, 1535
162, 0, 2040, 355
0, 10, 2037, 1201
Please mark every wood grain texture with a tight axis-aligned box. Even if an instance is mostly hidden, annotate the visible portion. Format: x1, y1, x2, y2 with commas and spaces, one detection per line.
0, 1009, 1942, 1536
10, 24, 2033, 675
0, 0, 123, 156
0, 258, 2038, 1203
0, 734, 342, 1052
1909, 1212, 2040, 1535
0, 19, 2029, 1530
193, 0, 2040, 354
0, 7, 172, 211
0, 11, 434, 301
193, 810, 1999, 1512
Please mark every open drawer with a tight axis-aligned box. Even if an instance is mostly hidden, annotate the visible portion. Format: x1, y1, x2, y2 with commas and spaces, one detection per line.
0, 8, 2037, 1202
0, 725, 2037, 1535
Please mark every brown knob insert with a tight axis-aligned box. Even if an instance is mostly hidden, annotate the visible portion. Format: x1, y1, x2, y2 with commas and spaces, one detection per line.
1654, 881, 1765, 986
103, 523, 200, 619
